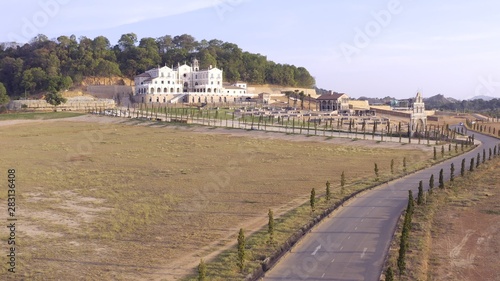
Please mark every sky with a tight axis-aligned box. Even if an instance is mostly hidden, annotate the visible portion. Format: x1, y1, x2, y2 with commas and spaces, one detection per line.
1, 0, 500, 100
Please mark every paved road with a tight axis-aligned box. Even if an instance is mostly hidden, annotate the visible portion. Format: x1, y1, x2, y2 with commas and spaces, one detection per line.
264, 129, 499, 281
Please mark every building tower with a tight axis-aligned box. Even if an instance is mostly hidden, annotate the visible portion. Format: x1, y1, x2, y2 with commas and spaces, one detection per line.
410, 91, 427, 133
193, 58, 199, 72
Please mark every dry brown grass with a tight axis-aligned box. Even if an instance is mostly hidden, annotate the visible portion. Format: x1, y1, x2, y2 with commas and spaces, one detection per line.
384, 151, 500, 281
0, 117, 434, 280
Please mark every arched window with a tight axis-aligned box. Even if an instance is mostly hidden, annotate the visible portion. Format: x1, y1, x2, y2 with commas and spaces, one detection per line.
164, 88, 167, 93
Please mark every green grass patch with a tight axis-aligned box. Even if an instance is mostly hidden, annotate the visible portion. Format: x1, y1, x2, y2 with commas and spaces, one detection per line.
0, 111, 84, 120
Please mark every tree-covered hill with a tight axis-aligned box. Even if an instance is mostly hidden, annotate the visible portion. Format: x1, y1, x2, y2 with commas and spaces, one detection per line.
0, 33, 315, 98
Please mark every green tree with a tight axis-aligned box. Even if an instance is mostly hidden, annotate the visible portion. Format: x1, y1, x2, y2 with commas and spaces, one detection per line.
0, 82, 9, 104
439, 168, 444, 189
325, 181, 331, 202
433, 146, 437, 160
374, 163, 379, 181
386, 267, 394, 281
45, 91, 67, 108
310, 188, 316, 213
268, 209, 274, 244
340, 172, 346, 195
391, 159, 394, 174
441, 145, 445, 158
237, 228, 246, 271
450, 163, 455, 182
417, 180, 424, 205
476, 153, 480, 168
198, 259, 207, 281
461, 158, 465, 177
429, 174, 434, 191
483, 149, 486, 164
470, 158, 475, 172
403, 157, 407, 173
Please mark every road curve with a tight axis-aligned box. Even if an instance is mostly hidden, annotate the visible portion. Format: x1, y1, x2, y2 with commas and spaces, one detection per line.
263, 129, 499, 281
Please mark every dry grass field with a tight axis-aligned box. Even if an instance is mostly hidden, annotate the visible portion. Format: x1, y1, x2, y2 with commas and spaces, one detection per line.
0, 115, 435, 280
384, 147, 500, 281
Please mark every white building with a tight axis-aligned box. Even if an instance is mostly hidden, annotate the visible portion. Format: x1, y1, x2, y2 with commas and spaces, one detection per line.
134, 59, 252, 104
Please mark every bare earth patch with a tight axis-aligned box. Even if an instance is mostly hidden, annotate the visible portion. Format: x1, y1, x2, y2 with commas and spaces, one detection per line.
429, 161, 500, 281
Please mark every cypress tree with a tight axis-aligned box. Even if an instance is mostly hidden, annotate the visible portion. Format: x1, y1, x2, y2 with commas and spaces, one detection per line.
237, 228, 246, 271
461, 158, 465, 177
326, 181, 331, 201
489, 148, 492, 160
268, 209, 274, 244
429, 174, 435, 190
494, 145, 497, 156
391, 159, 394, 174
441, 145, 445, 158
340, 172, 346, 195
403, 157, 407, 173
433, 146, 437, 160
417, 180, 424, 205
476, 153, 480, 168
483, 149, 486, 164
450, 163, 455, 182
470, 158, 475, 172
386, 267, 394, 281
439, 168, 444, 189
310, 188, 316, 213
374, 163, 379, 181
198, 259, 207, 281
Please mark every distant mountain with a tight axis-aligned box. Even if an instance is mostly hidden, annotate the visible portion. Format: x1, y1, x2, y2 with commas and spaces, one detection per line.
423, 94, 457, 109
469, 95, 496, 101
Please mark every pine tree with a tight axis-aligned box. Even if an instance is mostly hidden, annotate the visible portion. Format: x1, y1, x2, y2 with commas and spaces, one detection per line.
417, 180, 424, 205
198, 259, 207, 281
325, 181, 331, 201
310, 188, 316, 213
450, 163, 455, 182
461, 158, 465, 177
268, 209, 274, 244
374, 163, 379, 181
237, 228, 246, 271
439, 168, 444, 189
